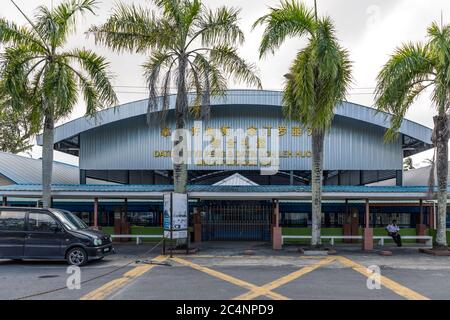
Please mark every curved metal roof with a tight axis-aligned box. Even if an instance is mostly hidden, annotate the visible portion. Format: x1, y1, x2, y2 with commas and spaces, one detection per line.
37, 89, 432, 145
0, 152, 79, 184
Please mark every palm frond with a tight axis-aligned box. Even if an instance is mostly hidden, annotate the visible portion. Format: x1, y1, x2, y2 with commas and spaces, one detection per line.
253, 0, 315, 58
142, 51, 176, 123
0, 18, 47, 52
209, 45, 262, 89
194, 6, 244, 48
375, 42, 435, 141
34, 0, 97, 48
64, 49, 118, 108
282, 17, 352, 131
89, 3, 172, 53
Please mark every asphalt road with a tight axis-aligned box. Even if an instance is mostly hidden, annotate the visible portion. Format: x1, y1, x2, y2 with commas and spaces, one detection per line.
1, 243, 450, 300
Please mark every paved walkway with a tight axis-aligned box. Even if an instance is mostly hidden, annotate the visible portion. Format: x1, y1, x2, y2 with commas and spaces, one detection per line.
1, 242, 449, 300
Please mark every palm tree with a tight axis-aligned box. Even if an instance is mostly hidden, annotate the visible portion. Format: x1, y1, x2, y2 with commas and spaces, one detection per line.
0, 81, 38, 154
89, 0, 261, 194
375, 22, 450, 249
0, 0, 117, 208
254, 1, 352, 246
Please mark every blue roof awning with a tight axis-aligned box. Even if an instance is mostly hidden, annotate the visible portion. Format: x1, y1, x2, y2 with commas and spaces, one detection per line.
0, 184, 444, 201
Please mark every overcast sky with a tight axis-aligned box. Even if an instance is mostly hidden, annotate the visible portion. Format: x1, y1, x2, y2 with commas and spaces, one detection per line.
2, 0, 449, 167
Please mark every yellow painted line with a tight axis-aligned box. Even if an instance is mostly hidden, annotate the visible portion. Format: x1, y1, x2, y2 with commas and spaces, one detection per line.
336, 256, 430, 300
171, 257, 289, 300
234, 256, 336, 300
80, 255, 167, 300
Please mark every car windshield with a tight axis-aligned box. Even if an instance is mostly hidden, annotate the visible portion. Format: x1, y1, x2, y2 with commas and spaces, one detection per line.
52, 210, 88, 231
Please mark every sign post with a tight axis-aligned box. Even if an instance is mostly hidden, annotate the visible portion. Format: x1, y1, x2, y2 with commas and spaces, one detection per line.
163, 192, 188, 257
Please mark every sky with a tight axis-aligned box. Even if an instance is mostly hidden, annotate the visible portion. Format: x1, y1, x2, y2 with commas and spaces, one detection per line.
2, 0, 449, 168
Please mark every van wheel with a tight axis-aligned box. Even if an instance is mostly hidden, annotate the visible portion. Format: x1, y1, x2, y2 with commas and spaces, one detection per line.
66, 247, 88, 266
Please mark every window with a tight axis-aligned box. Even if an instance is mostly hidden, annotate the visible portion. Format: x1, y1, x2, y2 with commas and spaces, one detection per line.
0, 211, 25, 231
28, 212, 59, 232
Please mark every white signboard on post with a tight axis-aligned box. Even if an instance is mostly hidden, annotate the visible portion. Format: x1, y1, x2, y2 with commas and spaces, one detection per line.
163, 192, 188, 239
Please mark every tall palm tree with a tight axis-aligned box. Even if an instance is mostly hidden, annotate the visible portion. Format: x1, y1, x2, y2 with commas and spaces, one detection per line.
0, 0, 118, 208
89, 0, 261, 194
375, 22, 450, 249
0, 81, 38, 154
254, 0, 352, 246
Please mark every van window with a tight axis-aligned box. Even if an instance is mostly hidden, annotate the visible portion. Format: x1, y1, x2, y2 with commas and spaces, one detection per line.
28, 212, 59, 232
0, 211, 26, 231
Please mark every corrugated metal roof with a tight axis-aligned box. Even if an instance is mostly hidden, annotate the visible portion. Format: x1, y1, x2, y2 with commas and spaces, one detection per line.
36, 90, 433, 146
0, 152, 79, 184
0, 183, 443, 193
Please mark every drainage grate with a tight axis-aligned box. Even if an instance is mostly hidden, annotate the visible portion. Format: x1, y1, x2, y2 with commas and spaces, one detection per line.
38, 275, 60, 279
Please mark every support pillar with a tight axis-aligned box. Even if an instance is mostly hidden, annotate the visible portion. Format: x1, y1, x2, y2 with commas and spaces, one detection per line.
2, 196, 7, 206
80, 169, 86, 184
93, 197, 99, 229
272, 200, 282, 250
429, 203, 435, 230
362, 199, 373, 251
395, 170, 403, 186
416, 199, 426, 243
193, 207, 202, 243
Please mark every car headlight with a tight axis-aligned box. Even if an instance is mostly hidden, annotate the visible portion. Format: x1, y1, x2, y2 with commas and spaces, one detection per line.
93, 238, 103, 246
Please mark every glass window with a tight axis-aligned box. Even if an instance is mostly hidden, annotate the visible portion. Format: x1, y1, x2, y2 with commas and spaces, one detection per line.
52, 210, 87, 231
28, 212, 59, 232
0, 211, 26, 231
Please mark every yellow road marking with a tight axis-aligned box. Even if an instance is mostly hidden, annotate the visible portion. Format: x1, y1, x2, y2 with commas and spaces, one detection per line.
80, 255, 167, 300
171, 257, 289, 300
234, 256, 336, 300
336, 256, 430, 300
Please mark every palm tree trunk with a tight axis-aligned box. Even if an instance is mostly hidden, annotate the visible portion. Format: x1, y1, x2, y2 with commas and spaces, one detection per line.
311, 129, 324, 247
173, 57, 188, 194
434, 114, 448, 248
42, 112, 54, 208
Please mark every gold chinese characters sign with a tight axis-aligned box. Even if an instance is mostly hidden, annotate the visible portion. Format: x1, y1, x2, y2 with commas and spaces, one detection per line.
153, 123, 312, 167
160, 125, 313, 137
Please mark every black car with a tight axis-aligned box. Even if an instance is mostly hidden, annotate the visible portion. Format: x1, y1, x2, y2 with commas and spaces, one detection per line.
0, 207, 114, 266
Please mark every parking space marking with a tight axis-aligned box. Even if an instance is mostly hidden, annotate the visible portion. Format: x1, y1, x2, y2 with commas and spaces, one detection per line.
233, 256, 336, 300
171, 257, 289, 300
80, 255, 167, 300
336, 256, 430, 300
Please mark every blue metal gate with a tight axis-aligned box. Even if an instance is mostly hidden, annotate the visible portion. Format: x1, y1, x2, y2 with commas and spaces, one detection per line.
201, 203, 272, 241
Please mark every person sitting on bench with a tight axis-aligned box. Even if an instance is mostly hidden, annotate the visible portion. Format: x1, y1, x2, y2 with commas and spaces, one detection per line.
386, 220, 402, 247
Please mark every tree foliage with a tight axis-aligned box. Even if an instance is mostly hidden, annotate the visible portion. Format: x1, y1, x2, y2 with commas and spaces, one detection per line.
254, 0, 352, 132
0, 0, 118, 123
375, 22, 450, 141
90, 0, 261, 123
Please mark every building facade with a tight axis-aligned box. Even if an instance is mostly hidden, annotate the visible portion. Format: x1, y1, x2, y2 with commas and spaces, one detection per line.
0, 90, 442, 242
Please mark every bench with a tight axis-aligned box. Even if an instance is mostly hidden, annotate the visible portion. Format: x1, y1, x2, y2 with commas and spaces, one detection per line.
281, 235, 433, 247
281, 235, 363, 245
110, 234, 162, 245
374, 235, 432, 247
322, 236, 362, 246
281, 235, 311, 245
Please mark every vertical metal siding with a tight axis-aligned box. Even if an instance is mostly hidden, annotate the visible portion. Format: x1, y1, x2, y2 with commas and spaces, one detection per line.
80, 105, 402, 171
40, 90, 432, 146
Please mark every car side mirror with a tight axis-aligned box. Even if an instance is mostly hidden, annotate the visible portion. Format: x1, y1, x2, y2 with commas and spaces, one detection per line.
54, 225, 62, 233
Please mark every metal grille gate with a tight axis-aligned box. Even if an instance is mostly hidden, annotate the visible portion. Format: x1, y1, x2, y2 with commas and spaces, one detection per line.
201, 203, 272, 241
